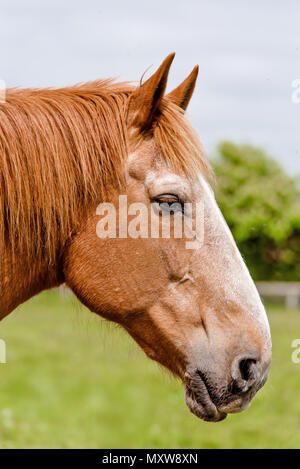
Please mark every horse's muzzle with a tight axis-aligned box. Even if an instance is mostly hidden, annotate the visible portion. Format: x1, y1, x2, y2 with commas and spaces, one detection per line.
184, 353, 271, 422
185, 375, 227, 422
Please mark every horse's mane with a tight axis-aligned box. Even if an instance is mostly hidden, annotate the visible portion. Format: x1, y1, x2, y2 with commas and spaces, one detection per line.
0, 79, 212, 261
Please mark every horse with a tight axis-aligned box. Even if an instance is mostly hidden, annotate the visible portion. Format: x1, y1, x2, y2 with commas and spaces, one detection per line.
0, 53, 271, 422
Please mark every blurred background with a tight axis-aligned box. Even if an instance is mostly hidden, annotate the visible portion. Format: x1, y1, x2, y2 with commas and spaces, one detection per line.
0, 0, 300, 449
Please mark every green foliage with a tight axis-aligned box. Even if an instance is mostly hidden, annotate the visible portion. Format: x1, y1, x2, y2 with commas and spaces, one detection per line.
0, 291, 300, 448
213, 142, 300, 280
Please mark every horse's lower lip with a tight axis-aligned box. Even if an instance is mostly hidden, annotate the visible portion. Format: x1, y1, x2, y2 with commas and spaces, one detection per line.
185, 383, 227, 423
217, 398, 250, 414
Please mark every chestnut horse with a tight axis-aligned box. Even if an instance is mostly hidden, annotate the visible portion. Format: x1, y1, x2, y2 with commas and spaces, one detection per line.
0, 54, 271, 422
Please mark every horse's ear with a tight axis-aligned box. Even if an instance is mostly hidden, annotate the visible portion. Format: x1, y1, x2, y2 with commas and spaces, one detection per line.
129, 53, 175, 131
166, 65, 199, 111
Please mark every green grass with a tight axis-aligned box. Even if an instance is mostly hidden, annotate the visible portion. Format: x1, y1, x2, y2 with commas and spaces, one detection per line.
0, 291, 300, 448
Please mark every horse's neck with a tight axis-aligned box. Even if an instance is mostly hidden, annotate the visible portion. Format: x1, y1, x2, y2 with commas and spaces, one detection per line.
0, 248, 63, 320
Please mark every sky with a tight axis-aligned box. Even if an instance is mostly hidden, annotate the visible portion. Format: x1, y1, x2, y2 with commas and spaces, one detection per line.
0, 0, 299, 174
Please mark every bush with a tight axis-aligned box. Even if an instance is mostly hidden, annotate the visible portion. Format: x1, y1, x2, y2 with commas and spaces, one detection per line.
213, 142, 300, 280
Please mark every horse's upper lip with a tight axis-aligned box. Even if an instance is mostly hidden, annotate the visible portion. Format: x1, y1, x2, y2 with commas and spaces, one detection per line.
184, 373, 227, 422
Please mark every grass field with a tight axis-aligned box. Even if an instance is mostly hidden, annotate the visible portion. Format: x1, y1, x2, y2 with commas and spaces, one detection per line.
0, 290, 300, 449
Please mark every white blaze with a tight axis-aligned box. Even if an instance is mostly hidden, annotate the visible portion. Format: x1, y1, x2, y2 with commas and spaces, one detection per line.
199, 175, 271, 336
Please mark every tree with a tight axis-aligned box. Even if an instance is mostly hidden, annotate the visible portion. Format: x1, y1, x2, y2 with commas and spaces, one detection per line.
213, 142, 300, 280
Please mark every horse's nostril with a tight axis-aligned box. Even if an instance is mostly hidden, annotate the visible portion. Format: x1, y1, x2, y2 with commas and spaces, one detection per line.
231, 355, 260, 394
239, 358, 257, 382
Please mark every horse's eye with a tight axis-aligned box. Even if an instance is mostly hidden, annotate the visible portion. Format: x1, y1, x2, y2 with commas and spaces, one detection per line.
152, 194, 184, 213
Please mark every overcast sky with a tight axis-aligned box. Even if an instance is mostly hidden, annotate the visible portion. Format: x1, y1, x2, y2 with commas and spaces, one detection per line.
0, 0, 299, 173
